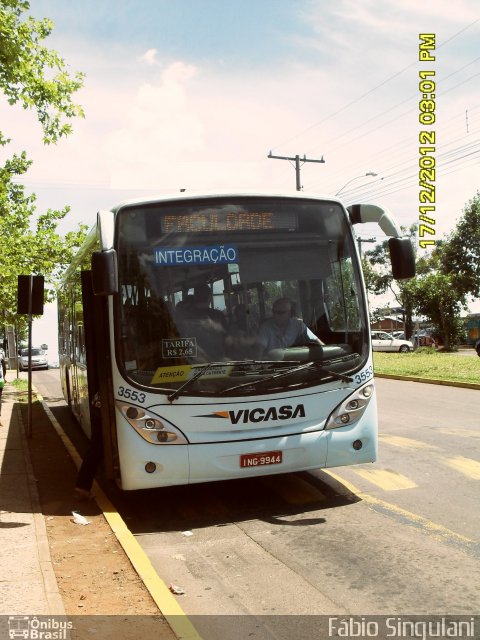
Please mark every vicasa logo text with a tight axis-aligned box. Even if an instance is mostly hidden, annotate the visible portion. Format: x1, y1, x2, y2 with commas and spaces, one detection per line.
216, 404, 306, 424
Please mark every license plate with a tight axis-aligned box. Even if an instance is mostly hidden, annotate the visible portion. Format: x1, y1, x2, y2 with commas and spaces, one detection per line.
240, 451, 283, 468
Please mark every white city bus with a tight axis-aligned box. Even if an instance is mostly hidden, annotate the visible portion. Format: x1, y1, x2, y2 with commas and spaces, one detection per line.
58, 192, 414, 490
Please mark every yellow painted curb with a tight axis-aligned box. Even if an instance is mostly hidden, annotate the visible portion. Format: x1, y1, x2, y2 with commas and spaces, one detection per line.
93, 484, 202, 640
35, 391, 203, 640
375, 373, 480, 390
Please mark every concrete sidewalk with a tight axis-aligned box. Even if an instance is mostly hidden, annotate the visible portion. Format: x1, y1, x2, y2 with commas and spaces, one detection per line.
0, 387, 65, 616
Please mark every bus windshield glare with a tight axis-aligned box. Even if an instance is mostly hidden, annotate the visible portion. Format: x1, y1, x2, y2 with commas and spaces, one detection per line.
115, 196, 369, 396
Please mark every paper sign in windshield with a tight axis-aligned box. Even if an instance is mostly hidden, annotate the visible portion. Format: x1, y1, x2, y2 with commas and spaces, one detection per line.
154, 245, 238, 266
151, 365, 192, 384
162, 338, 197, 358
151, 364, 233, 385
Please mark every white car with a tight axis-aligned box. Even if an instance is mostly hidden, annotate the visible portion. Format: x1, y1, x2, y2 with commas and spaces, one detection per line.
371, 330, 413, 353
19, 348, 49, 371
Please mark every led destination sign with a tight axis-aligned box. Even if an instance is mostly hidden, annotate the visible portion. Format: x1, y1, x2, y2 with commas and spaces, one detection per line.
160, 209, 297, 233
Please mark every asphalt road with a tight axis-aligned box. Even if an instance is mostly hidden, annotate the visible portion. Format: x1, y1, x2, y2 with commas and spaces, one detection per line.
31, 370, 479, 639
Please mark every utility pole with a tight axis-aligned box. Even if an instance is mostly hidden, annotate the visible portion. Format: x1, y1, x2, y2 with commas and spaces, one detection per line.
268, 151, 325, 191
357, 237, 376, 259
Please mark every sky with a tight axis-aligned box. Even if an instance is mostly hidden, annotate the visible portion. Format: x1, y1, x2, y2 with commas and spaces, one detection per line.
2, 0, 479, 353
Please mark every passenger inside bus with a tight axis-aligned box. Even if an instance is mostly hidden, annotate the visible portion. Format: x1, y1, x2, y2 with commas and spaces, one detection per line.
254, 297, 324, 358
192, 285, 227, 329
176, 284, 227, 362
225, 303, 257, 360
174, 295, 195, 322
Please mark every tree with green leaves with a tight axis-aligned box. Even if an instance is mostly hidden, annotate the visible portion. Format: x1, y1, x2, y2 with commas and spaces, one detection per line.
361, 225, 418, 339
363, 219, 470, 349
439, 192, 480, 300
0, 0, 84, 144
403, 272, 466, 350
408, 192, 480, 349
0, 0, 86, 333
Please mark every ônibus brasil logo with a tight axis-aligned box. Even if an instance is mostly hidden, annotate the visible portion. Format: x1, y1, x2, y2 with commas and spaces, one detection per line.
7, 616, 73, 640
199, 403, 306, 424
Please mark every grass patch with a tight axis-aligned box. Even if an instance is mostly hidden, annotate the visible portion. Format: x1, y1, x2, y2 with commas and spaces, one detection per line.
8, 377, 29, 391
373, 351, 480, 385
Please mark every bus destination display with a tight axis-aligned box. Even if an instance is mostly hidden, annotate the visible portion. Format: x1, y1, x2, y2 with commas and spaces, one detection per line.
160, 209, 297, 233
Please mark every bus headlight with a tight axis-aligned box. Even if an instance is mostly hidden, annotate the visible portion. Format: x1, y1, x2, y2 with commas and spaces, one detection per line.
116, 401, 188, 445
324, 381, 374, 430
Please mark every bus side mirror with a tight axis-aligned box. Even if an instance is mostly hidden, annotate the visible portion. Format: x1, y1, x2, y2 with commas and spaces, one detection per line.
92, 250, 118, 295
388, 238, 416, 280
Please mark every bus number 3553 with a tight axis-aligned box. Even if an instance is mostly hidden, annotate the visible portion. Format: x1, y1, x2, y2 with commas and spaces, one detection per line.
118, 387, 146, 404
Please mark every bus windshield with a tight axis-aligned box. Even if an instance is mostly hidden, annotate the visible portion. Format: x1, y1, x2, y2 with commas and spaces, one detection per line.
115, 196, 369, 396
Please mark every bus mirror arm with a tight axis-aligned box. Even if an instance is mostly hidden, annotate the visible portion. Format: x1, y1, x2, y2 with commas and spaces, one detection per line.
347, 203, 416, 280
347, 203, 402, 237
92, 250, 118, 295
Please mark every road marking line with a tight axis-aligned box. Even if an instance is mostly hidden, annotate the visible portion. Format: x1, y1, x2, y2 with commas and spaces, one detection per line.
352, 468, 417, 491
379, 434, 435, 450
38, 395, 203, 640
323, 469, 478, 554
445, 456, 480, 480
439, 427, 480, 439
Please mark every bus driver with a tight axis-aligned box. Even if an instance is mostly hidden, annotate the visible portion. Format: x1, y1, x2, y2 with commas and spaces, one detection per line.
254, 297, 323, 358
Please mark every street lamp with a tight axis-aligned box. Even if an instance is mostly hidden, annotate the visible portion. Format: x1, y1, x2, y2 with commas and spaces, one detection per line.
335, 172, 378, 196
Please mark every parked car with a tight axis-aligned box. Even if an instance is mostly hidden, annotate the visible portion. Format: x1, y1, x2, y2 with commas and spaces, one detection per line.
19, 348, 48, 371
371, 331, 414, 353
475, 340, 480, 357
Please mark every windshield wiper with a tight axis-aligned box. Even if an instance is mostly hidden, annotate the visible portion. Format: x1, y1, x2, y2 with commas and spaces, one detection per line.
167, 363, 214, 402
219, 361, 353, 395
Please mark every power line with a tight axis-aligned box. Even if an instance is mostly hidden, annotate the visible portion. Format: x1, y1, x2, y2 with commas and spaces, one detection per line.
331, 132, 480, 203
338, 136, 480, 199
323, 81, 480, 192
270, 18, 480, 153
270, 65, 415, 153
307, 55, 480, 158
322, 68, 480, 163
323, 106, 480, 193
314, 71, 480, 191
342, 151, 480, 203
